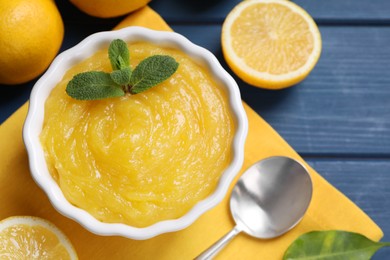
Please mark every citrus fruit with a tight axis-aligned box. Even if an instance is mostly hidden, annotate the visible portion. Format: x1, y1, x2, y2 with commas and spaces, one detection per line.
221, 0, 322, 89
0, 0, 64, 85
70, 0, 151, 18
0, 216, 77, 259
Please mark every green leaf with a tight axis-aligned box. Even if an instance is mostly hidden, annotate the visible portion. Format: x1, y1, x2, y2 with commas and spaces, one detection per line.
108, 39, 130, 70
66, 39, 179, 101
66, 71, 125, 100
283, 230, 390, 260
130, 55, 179, 94
110, 67, 132, 85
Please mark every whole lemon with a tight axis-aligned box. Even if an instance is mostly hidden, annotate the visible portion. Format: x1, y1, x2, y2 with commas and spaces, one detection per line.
0, 0, 64, 85
70, 0, 151, 18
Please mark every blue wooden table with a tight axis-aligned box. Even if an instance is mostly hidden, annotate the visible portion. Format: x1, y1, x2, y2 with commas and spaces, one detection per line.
1, 0, 389, 258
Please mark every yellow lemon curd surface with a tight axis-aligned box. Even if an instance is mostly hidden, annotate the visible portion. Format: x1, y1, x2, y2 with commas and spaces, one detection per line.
40, 42, 235, 227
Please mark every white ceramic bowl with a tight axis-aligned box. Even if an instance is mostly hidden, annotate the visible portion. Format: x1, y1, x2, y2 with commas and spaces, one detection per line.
23, 26, 248, 239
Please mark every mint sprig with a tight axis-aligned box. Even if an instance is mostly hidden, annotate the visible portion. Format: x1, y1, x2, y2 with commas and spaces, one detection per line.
66, 39, 179, 100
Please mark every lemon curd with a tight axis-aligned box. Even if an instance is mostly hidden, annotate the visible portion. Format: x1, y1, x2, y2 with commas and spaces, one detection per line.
40, 42, 235, 227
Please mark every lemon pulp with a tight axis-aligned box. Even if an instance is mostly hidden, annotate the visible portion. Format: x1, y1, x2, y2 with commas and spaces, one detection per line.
0, 216, 77, 259
40, 42, 235, 227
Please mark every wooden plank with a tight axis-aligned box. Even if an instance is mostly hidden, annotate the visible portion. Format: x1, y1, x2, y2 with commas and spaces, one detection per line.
53, 0, 390, 23
305, 158, 390, 259
295, 0, 390, 22
0, 2, 388, 258
169, 25, 390, 155
150, 0, 390, 23
246, 26, 390, 155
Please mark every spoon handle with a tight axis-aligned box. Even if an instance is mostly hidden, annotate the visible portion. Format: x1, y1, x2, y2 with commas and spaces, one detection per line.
194, 226, 241, 260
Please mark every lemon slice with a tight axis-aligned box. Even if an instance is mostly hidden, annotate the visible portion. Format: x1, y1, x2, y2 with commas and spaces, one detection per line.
0, 216, 77, 259
221, 0, 322, 89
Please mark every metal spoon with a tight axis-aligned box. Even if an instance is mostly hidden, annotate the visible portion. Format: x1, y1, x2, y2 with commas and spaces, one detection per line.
195, 156, 313, 260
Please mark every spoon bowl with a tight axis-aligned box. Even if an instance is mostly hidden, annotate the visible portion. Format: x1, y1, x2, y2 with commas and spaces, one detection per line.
196, 156, 313, 259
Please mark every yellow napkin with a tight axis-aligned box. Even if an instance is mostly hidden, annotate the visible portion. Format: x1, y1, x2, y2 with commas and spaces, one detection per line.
0, 6, 383, 260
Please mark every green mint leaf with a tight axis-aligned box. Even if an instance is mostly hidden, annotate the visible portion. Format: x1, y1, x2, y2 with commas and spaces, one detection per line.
283, 230, 390, 260
66, 71, 125, 100
110, 67, 132, 85
108, 39, 130, 70
66, 39, 180, 101
130, 55, 179, 94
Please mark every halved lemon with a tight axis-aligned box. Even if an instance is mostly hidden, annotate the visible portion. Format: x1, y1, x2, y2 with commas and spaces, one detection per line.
0, 216, 77, 259
221, 0, 322, 89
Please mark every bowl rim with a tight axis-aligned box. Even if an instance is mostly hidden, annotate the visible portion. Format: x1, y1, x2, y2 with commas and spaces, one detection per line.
23, 26, 248, 239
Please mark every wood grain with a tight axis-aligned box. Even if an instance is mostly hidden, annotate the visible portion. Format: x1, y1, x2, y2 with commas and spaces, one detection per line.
0, 1, 389, 259
169, 25, 390, 155
150, 0, 390, 23
305, 159, 390, 258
